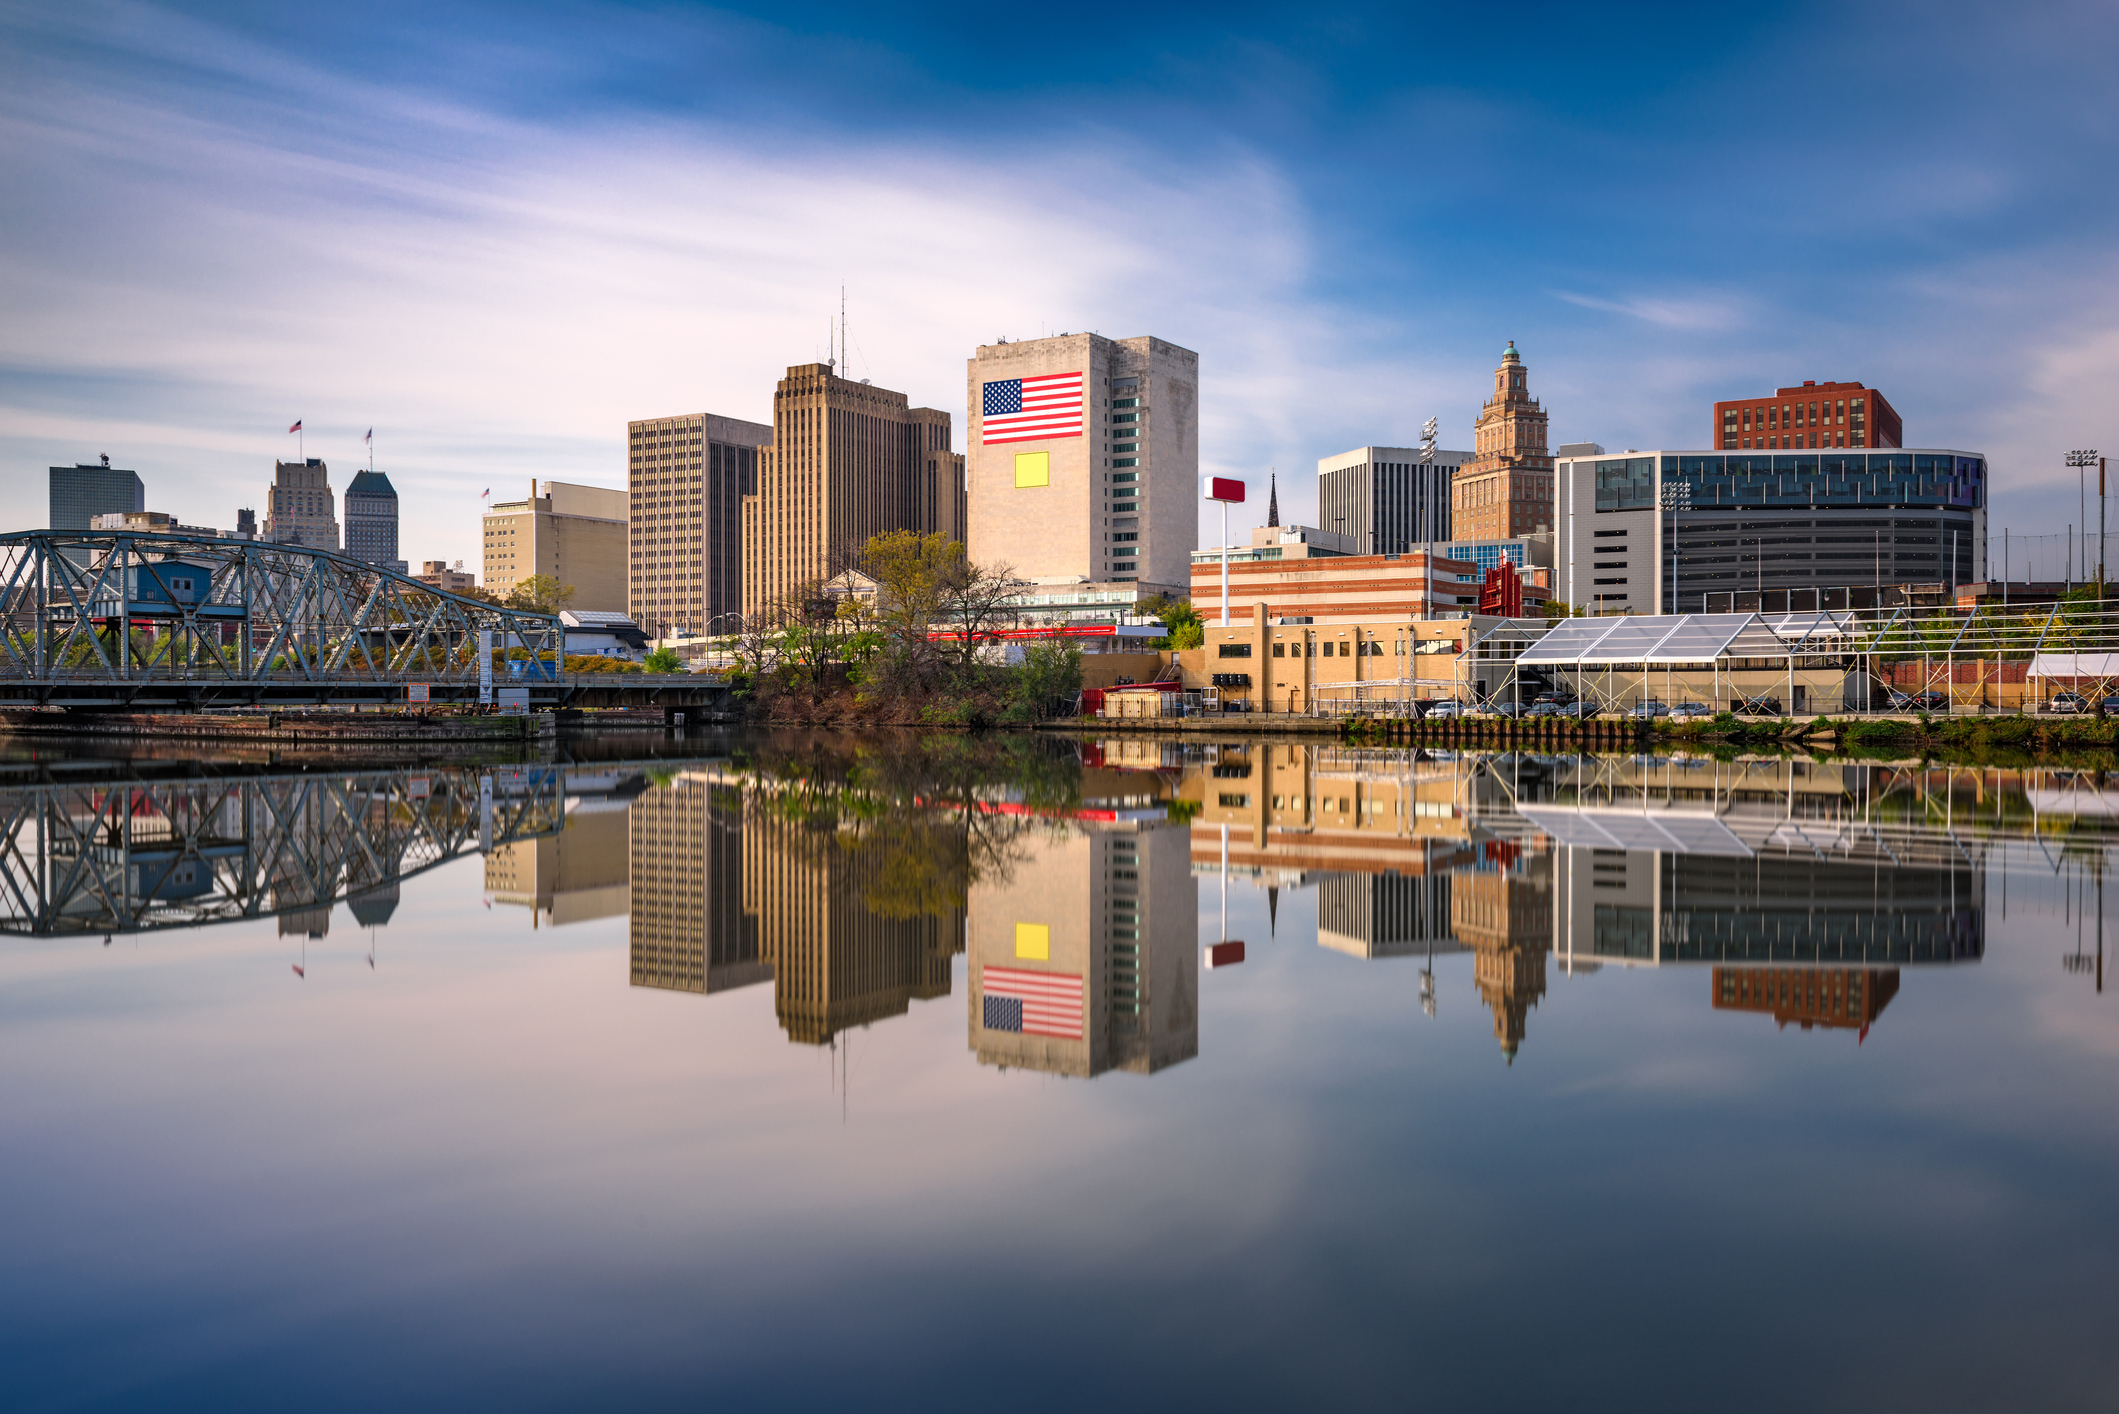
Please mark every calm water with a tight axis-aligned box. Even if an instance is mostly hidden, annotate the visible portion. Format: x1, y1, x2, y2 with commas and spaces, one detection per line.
2, 733, 2117, 1412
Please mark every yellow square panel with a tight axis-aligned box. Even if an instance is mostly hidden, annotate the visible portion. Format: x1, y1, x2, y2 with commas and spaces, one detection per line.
1014, 452, 1049, 488
1014, 922, 1050, 960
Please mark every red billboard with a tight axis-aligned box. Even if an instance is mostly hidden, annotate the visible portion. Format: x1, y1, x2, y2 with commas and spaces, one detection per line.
1203, 476, 1245, 503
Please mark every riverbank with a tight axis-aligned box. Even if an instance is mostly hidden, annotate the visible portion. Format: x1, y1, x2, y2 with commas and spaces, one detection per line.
1044, 709, 2119, 760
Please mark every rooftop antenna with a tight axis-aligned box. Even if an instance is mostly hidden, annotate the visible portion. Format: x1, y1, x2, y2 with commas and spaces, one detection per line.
840, 285, 846, 373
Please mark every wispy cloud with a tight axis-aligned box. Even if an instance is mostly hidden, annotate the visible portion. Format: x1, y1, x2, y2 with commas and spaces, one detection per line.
1550, 290, 1746, 332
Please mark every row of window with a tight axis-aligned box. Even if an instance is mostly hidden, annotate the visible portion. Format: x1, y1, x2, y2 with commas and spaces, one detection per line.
1724, 398, 1865, 432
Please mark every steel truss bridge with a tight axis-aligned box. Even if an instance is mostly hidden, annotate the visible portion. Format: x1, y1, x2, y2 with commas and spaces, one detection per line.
0, 759, 565, 937
0, 531, 726, 714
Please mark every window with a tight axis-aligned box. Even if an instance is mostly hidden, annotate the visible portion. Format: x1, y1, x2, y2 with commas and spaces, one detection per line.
1110, 412, 1138, 423
1111, 397, 1139, 408
1218, 794, 1250, 808
1217, 643, 1252, 658
1112, 458, 1138, 467
1110, 471, 1138, 483
1272, 643, 1286, 657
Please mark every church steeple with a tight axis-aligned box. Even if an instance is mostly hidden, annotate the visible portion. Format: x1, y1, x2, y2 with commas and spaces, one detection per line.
1267, 470, 1280, 528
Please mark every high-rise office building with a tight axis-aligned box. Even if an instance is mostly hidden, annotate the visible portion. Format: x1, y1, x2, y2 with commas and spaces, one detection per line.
49, 459, 145, 531
627, 412, 772, 636
343, 470, 405, 574
234, 508, 257, 539
1715, 380, 1901, 451
483, 479, 628, 610
967, 818, 1197, 1078
740, 364, 953, 620
1317, 445, 1471, 554
1453, 342, 1554, 542
628, 773, 764, 996
264, 459, 341, 550
966, 334, 1197, 591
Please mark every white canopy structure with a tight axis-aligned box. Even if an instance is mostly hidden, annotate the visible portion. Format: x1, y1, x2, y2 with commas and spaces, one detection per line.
2026, 652, 2119, 678
1518, 613, 1791, 667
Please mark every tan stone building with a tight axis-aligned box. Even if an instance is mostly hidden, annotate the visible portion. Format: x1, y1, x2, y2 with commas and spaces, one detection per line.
264, 459, 339, 550
966, 333, 1197, 592
414, 560, 476, 595
1183, 606, 1508, 714
627, 411, 772, 638
1451, 857, 1554, 1063
484, 807, 630, 928
482, 479, 628, 610
968, 817, 1197, 1079
1453, 342, 1554, 542
740, 364, 954, 620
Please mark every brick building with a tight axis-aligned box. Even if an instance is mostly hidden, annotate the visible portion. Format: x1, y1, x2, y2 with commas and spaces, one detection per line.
1715, 381, 1901, 450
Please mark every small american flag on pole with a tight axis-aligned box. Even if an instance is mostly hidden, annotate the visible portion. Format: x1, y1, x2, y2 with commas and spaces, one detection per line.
982, 966, 1083, 1039
287, 420, 302, 434
981, 371, 1083, 445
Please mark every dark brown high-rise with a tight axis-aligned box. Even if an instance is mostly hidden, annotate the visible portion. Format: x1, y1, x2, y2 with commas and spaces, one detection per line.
1715, 381, 1902, 451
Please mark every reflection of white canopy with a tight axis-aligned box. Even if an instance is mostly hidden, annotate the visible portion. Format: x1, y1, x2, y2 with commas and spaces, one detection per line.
1519, 613, 1789, 666
2027, 652, 2119, 678
1518, 806, 1754, 857
2026, 787, 2119, 817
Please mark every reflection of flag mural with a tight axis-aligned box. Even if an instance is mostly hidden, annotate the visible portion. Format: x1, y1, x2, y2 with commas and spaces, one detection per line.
980, 372, 1084, 444
982, 967, 1083, 1039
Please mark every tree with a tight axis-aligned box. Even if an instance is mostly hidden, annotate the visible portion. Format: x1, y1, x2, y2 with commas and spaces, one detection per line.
643, 646, 683, 673
506, 575, 575, 613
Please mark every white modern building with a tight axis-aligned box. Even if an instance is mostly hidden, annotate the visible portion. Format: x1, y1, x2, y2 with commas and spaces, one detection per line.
1317, 445, 1472, 555
1554, 448, 1989, 614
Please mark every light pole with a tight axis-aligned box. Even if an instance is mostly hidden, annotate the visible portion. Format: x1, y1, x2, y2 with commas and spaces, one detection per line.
2074, 451, 2106, 597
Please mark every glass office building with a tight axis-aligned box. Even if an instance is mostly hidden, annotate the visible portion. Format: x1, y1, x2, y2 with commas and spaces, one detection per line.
1556, 449, 1987, 613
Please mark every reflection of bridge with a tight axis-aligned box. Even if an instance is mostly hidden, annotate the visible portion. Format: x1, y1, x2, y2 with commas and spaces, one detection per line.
0, 531, 728, 714
0, 761, 564, 936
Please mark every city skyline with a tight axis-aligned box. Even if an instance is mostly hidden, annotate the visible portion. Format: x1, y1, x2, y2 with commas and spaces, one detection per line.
3, 4, 2113, 580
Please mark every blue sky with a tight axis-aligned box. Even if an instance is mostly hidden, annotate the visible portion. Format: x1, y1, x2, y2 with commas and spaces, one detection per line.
4, 0, 2117, 574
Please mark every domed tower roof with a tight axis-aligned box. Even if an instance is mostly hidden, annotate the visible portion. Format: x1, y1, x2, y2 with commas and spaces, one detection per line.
1501, 340, 1520, 363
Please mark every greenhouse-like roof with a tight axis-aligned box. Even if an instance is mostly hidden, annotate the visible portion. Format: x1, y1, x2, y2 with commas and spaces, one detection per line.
1519, 613, 1791, 666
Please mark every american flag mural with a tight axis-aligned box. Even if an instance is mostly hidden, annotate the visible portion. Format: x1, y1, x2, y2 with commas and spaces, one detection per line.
981, 966, 1084, 1039
980, 371, 1084, 445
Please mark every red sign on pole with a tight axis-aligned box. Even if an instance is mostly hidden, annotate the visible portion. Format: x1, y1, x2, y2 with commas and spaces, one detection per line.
1203, 476, 1246, 504
1205, 941, 1246, 969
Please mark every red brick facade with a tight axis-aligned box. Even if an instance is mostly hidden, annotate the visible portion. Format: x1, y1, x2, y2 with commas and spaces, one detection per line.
1714, 380, 1901, 451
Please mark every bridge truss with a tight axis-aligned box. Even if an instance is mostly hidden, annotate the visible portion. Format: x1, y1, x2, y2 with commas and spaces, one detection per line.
0, 764, 564, 936
0, 530, 560, 706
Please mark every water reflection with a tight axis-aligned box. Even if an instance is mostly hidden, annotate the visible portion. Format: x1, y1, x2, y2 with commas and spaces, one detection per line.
3, 740, 2113, 1071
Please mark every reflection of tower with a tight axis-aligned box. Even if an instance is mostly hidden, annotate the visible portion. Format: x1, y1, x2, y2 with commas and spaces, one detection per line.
744, 811, 962, 1045
1714, 967, 1900, 1039
628, 774, 762, 994
1451, 848, 1553, 1062
969, 820, 1198, 1077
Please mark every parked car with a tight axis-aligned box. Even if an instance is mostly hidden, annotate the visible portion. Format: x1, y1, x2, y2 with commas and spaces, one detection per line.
1524, 700, 1561, 719
1891, 690, 1950, 712
1531, 691, 1580, 708
1630, 700, 1670, 721
1734, 696, 1785, 716
1555, 701, 1600, 719
1424, 700, 1460, 720
1669, 701, 1716, 720
1485, 701, 1521, 718
2047, 692, 2091, 714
